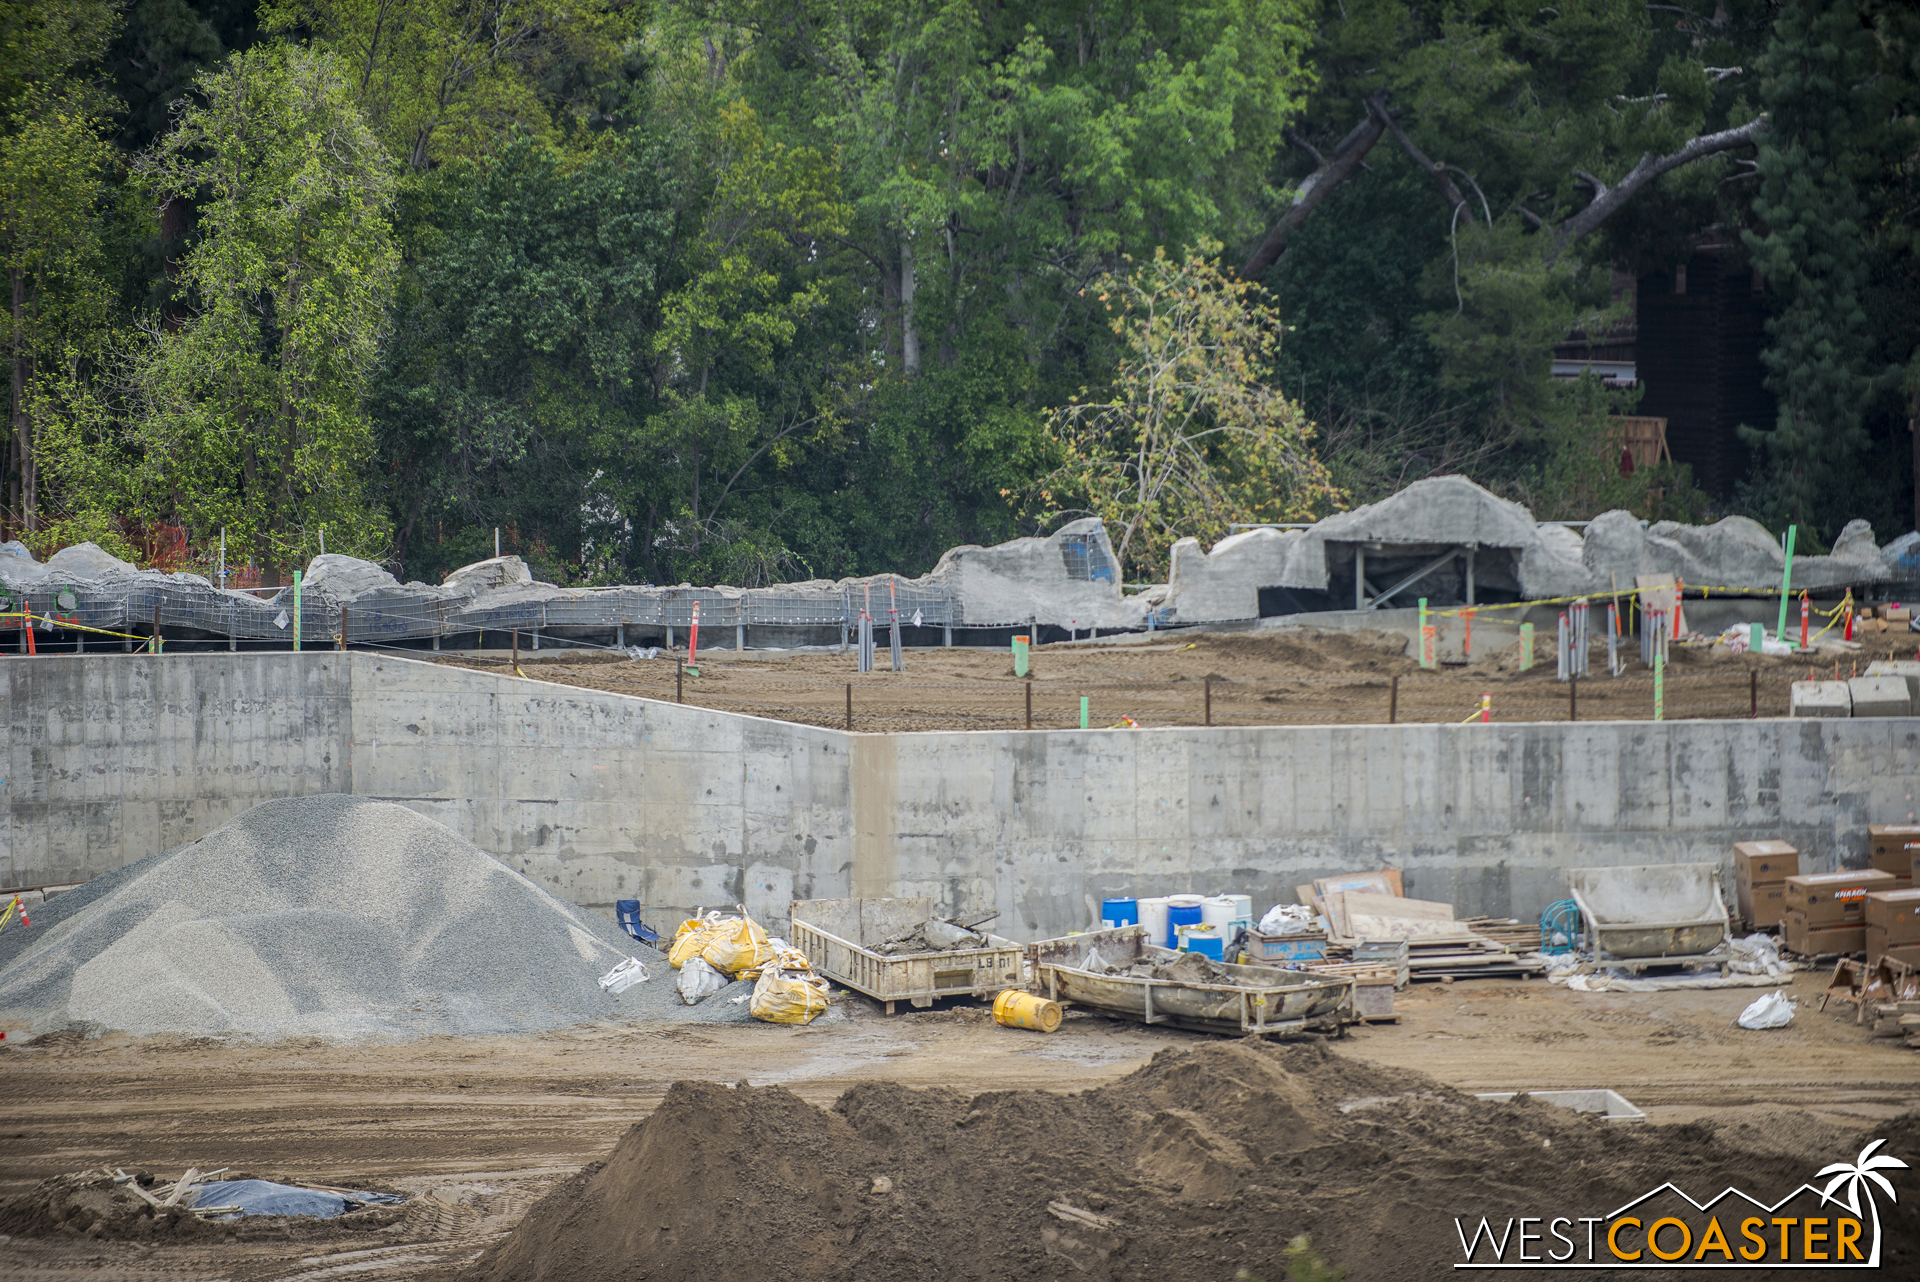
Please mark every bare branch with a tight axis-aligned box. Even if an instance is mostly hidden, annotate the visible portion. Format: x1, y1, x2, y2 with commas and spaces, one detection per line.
1444, 164, 1494, 225
1369, 96, 1477, 226
1283, 126, 1325, 168
1240, 97, 1389, 278
1549, 115, 1768, 261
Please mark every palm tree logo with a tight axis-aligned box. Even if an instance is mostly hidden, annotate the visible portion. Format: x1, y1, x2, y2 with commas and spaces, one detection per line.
1817, 1139, 1909, 1266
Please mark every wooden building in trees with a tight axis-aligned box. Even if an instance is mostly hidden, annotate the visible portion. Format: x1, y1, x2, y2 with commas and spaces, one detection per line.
1633, 248, 1774, 497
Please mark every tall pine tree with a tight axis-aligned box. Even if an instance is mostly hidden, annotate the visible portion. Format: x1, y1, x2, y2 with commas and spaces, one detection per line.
1742, 0, 1887, 532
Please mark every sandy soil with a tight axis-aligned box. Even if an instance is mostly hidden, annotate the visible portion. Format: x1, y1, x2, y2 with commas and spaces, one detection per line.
3, 969, 1917, 1280
428, 628, 1914, 731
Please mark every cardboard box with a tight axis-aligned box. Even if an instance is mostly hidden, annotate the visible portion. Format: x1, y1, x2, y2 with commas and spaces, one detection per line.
1784, 910, 1864, 956
1865, 888, 1920, 945
1870, 825, 1920, 877
1733, 841, 1800, 886
1783, 869, 1898, 926
1741, 883, 1788, 928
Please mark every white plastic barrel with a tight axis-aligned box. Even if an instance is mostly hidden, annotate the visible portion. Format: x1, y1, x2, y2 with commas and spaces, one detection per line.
1137, 897, 1172, 949
1201, 895, 1240, 933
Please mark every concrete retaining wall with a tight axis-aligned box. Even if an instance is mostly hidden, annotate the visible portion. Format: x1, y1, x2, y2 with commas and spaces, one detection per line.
5, 653, 1917, 940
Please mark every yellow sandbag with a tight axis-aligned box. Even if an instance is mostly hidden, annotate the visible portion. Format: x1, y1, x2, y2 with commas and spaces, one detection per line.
702, 915, 774, 978
668, 918, 720, 970
740, 945, 812, 983
750, 966, 831, 1025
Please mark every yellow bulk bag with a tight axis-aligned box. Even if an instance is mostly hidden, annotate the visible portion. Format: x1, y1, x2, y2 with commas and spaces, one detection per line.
750, 964, 831, 1025
702, 915, 774, 978
668, 916, 720, 970
740, 945, 812, 983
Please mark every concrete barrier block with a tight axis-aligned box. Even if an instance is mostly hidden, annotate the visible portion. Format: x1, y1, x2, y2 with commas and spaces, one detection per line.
1847, 675, 1911, 718
1865, 659, 1920, 704
1791, 680, 1852, 718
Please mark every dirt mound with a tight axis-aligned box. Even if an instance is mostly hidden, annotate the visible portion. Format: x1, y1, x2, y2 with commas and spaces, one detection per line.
0, 1169, 407, 1244
1194, 627, 1418, 676
469, 1040, 1920, 1281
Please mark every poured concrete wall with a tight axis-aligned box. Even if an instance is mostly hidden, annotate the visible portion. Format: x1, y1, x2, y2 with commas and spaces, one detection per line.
1, 654, 351, 886
5, 653, 1917, 939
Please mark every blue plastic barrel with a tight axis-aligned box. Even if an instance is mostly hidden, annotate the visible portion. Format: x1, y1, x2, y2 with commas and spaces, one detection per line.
1184, 933, 1225, 960
1166, 902, 1203, 948
1101, 897, 1139, 929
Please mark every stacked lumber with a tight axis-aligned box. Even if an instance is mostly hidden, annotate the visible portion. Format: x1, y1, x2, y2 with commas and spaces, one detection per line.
1463, 917, 1544, 951
1297, 872, 1545, 983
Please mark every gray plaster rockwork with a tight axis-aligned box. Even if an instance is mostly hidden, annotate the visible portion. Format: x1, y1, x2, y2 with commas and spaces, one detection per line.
5, 480, 1903, 643
1162, 476, 1895, 623
5, 653, 1917, 938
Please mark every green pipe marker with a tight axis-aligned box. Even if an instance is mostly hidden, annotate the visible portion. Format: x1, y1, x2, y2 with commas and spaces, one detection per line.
292, 569, 303, 652
1418, 597, 1430, 669
1750, 621, 1763, 654
1519, 622, 1534, 671
1012, 634, 1029, 678
1080, 696, 1089, 730
1654, 654, 1665, 721
1775, 525, 1796, 639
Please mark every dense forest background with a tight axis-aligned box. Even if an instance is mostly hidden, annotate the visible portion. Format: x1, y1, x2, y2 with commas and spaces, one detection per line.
2, 0, 1916, 588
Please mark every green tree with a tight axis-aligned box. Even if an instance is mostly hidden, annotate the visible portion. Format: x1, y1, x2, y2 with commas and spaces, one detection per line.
369, 129, 677, 582
135, 43, 398, 577
265, 0, 643, 170
1741, 0, 1919, 535
1243, 1, 1773, 511
669, 0, 1316, 577
0, 0, 121, 535
1037, 243, 1339, 579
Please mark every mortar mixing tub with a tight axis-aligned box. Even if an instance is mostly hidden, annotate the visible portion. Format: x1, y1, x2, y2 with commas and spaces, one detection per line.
1564, 862, 1730, 963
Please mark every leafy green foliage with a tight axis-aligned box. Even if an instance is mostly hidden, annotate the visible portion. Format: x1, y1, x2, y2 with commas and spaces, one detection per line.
264, 0, 644, 169
369, 129, 677, 583
134, 43, 398, 573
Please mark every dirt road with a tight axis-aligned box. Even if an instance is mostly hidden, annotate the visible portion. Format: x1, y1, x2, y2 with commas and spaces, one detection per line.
3, 970, 1916, 1280
431, 627, 1907, 732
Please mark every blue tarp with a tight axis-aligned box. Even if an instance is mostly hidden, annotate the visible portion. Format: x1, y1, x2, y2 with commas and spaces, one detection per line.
191, 1180, 405, 1218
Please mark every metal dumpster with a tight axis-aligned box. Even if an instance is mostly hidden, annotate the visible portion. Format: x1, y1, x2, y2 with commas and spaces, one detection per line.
1565, 862, 1729, 963
790, 897, 1023, 1013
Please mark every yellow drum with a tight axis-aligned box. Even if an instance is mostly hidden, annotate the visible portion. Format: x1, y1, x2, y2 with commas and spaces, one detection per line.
992, 989, 1064, 1033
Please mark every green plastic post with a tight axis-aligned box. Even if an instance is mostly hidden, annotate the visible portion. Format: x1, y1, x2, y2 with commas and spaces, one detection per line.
292, 569, 303, 652
1080, 696, 1089, 730
1749, 621, 1763, 654
1519, 622, 1534, 671
1012, 634, 1029, 677
1775, 525, 1797, 639
1418, 597, 1430, 669
1654, 654, 1665, 721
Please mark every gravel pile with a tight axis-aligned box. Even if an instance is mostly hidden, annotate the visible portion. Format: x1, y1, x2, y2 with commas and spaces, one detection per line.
0, 796, 663, 1041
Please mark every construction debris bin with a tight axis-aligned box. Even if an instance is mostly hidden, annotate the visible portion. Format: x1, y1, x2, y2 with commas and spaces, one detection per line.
1565, 862, 1730, 962
789, 897, 1023, 1014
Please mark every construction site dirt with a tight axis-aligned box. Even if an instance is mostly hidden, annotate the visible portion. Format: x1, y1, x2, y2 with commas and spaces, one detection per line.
4, 970, 1918, 1281
428, 627, 1916, 731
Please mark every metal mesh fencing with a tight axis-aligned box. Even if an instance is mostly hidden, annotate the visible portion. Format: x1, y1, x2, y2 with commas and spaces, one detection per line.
4, 575, 957, 644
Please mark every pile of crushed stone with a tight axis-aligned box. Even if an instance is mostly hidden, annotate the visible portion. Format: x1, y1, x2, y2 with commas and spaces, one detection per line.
470, 1040, 1920, 1282
0, 796, 655, 1041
